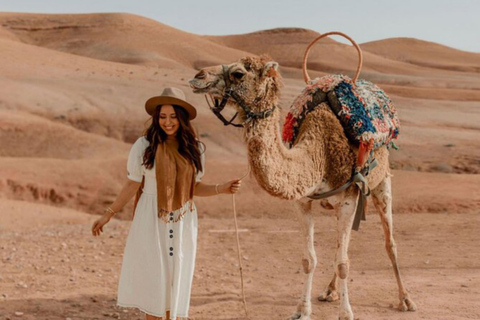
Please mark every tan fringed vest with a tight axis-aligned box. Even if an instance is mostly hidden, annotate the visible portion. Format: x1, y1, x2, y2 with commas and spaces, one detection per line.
133, 136, 195, 222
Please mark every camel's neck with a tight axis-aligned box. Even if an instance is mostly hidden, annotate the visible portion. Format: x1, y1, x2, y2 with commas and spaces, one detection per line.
244, 106, 326, 200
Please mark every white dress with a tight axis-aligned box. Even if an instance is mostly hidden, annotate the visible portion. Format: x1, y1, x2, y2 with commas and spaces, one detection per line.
117, 137, 205, 319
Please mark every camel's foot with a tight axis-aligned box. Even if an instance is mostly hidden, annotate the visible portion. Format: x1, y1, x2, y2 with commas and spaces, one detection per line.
287, 312, 310, 320
318, 288, 339, 302
337, 309, 354, 320
398, 296, 417, 311
287, 302, 311, 320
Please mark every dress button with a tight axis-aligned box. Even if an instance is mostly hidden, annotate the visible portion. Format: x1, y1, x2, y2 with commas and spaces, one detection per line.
170, 212, 174, 216
170, 217, 174, 221
169, 247, 173, 251
169, 230, 173, 233
169, 252, 173, 256
170, 235, 173, 239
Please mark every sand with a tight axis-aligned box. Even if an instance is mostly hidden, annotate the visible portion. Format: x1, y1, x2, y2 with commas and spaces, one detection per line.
0, 12, 479, 320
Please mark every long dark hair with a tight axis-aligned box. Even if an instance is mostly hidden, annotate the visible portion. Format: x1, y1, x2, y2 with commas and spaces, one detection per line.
143, 105, 203, 172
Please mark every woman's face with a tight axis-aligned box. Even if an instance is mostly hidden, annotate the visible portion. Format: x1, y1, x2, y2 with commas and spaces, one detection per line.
159, 105, 179, 136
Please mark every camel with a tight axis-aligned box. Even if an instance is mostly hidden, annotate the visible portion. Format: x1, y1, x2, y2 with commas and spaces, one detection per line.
189, 55, 416, 320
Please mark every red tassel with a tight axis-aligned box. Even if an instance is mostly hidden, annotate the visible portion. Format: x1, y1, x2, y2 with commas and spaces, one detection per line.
356, 138, 374, 171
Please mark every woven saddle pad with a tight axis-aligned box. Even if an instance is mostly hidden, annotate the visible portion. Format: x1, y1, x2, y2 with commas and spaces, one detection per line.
282, 74, 400, 150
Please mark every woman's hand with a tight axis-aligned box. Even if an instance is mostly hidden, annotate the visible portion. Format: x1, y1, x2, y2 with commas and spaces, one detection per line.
220, 179, 242, 194
91, 214, 112, 237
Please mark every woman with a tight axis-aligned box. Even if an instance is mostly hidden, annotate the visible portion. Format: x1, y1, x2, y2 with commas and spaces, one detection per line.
91, 87, 241, 320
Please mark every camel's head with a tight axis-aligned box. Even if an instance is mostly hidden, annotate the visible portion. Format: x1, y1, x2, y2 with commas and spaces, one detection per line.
189, 56, 282, 124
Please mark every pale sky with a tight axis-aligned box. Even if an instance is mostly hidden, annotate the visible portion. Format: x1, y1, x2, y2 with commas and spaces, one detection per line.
1, 0, 479, 53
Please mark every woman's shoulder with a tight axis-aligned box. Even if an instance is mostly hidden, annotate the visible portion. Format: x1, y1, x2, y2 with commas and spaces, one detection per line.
131, 136, 150, 151
196, 139, 205, 153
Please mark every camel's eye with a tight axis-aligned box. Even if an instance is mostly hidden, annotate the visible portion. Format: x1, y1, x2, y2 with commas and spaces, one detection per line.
231, 71, 245, 80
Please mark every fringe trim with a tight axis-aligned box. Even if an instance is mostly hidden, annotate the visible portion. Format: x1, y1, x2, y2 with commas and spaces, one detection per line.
158, 200, 194, 223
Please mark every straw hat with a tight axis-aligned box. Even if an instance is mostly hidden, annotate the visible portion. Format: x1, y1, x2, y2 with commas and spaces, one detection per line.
145, 87, 197, 120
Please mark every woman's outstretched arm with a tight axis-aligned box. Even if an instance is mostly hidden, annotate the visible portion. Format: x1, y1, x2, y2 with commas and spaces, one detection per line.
92, 179, 141, 236
194, 180, 242, 197
107, 179, 141, 213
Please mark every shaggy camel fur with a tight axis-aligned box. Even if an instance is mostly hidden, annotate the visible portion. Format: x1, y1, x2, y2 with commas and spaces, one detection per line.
189, 56, 416, 320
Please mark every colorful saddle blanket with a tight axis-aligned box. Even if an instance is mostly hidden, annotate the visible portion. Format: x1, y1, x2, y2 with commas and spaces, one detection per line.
282, 74, 400, 149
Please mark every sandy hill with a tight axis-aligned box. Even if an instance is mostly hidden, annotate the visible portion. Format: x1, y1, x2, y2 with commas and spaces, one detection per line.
0, 12, 479, 220
205, 28, 478, 82
0, 110, 130, 159
0, 12, 250, 69
361, 37, 480, 73
0, 32, 233, 141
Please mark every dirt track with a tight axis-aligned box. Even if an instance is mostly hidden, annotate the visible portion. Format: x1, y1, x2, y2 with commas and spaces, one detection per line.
1, 199, 479, 320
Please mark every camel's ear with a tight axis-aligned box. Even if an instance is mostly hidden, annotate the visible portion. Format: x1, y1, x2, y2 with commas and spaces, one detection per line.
263, 61, 279, 78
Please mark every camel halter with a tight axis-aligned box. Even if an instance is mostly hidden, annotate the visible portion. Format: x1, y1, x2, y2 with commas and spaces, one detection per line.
205, 65, 277, 127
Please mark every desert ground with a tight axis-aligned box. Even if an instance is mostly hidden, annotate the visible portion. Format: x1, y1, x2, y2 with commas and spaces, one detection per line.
0, 13, 479, 320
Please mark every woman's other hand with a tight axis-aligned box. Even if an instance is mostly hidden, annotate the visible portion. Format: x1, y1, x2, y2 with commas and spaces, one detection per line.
221, 179, 242, 194
92, 214, 111, 236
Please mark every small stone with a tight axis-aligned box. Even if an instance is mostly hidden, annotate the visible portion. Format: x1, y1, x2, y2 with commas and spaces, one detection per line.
461, 284, 468, 288
14, 312, 24, 316
2, 293, 8, 298
66, 318, 72, 320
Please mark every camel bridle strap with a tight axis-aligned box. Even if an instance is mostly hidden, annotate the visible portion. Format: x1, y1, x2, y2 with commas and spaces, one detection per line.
308, 157, 378, 231
205, 93, 243, 127
205, 65, 277, 127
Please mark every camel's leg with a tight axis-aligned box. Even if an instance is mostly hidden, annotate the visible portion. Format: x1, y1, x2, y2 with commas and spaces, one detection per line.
371, 175, 417, 312
288, 200, 316, 320
317, 272, 339, 302
334, 193, 357, 320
